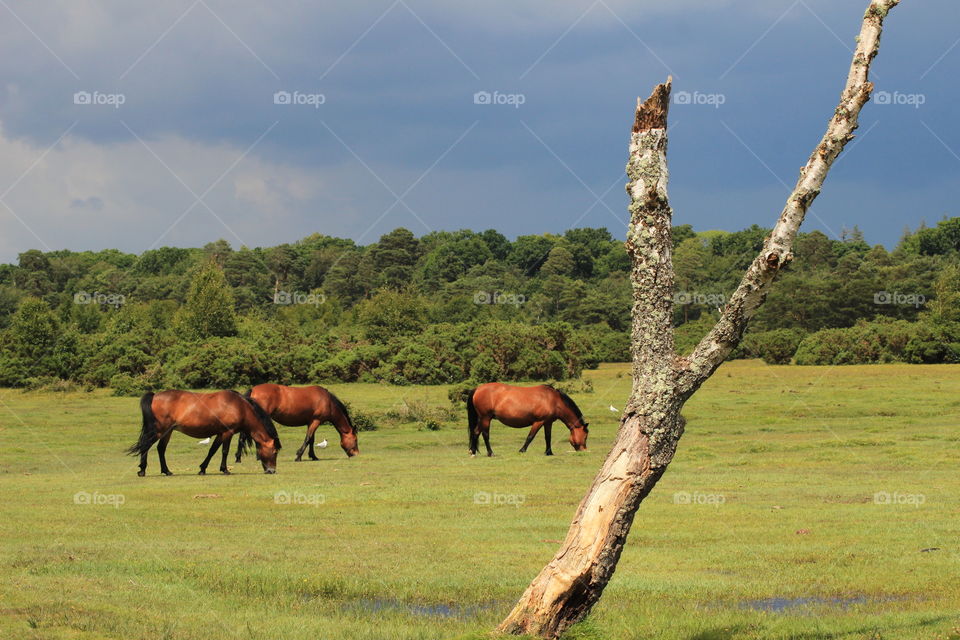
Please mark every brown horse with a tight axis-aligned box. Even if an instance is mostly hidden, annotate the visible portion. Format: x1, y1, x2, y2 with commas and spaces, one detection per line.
235, 384, 358, 460
466, 383, 589, 457
127, 390, 281, 476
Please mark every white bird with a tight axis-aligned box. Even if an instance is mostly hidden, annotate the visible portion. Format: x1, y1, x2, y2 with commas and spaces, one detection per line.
317, 439, 328, 449
198, 437, 211, 445
609, 405, 618, 413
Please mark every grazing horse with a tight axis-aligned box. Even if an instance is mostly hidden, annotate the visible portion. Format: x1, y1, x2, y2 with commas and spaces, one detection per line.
466, 383, 589, 457
127, 390, 281, 476
235, 384, 358, 461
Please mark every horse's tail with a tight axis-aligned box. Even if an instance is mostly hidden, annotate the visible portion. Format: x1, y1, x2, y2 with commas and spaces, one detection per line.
127, 392, 158, 456
242, 394, 281, 450
466, 387, 478, 439
236, 431, 251, 458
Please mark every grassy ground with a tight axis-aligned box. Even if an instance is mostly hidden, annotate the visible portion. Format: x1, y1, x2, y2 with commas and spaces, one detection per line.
0, 360, 959, 640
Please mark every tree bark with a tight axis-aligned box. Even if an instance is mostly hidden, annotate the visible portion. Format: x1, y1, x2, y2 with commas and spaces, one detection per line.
497, 2, 900, 637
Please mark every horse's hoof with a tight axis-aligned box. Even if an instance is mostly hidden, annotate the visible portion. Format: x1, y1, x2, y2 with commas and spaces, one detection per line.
162, 472, 174, 476
545, 452, 554, 456
137, 471, 145, 477
198, 470, 206, 475
294, 457, 302, 462
221, 470, 231, 475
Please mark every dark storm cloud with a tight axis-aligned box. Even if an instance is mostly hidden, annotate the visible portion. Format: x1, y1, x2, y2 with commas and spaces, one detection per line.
0, 0, 957, 262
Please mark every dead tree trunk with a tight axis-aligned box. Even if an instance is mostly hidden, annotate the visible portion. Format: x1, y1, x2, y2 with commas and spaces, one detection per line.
497, 1, 901, 636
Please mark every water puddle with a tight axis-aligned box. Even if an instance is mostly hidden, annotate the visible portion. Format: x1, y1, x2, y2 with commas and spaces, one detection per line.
740, 594, 909, 613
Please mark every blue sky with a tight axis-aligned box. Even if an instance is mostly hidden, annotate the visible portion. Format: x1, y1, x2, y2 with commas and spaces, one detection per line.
0, 0, 957, 263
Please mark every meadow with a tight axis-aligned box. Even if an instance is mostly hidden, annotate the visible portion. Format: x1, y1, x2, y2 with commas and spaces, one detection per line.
0, 361, 958, 640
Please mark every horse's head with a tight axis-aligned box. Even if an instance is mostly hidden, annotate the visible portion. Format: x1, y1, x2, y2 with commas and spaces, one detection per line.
569, 421, 589, 451
256, 439, 279, 474
340, 431, 359, 457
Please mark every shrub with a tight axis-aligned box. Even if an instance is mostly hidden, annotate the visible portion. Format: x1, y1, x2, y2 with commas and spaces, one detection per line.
794, 319, 916, 365
739, 328, 808, 364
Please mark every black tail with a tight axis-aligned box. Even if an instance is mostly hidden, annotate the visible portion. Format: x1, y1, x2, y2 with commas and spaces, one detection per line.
235, 389, 256, 460
241, 393, 281, 450
329, 392, 356, 434
236, 431, 252, 458
466, 387, 478, 448
126, 392, 158, 456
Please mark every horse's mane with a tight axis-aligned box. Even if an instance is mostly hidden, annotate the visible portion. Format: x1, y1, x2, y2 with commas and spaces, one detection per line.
232, 390, 282, 450
328, 391, 356, 434
549, 386, 584, 420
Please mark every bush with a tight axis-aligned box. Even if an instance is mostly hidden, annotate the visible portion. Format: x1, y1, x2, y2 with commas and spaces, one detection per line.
447, 383, 476, 407
794, 319, 916, 365
903, 321, 960, 364
348, 408, 378, 432
738, 328, 808, 364
110, 373, 152, 397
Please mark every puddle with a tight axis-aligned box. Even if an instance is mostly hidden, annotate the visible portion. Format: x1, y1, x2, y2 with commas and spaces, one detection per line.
741, 594, 908, 613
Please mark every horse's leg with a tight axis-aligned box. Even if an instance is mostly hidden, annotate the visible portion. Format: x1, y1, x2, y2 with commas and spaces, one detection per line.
198, 436, 222, 475
544, 421, 554, 456
157, 431, 174, 476
519, 421, 544, 453
469, 420, 480, 457
296, 420, 322, 462
235, 436, 243, 464
138, 449, 149, 476
480, 418, 493, 457
219, 433, 233, 474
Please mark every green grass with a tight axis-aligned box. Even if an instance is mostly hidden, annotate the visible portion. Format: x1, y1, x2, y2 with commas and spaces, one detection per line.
1, 361, 959, 640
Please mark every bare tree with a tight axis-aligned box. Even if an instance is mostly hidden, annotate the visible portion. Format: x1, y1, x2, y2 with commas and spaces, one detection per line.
497, 1, 902, 636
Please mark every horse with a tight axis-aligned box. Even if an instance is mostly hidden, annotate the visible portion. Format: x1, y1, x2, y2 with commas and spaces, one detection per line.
127, 390, 282, 476
466, 383, 589, 457
234, 384, 358, 461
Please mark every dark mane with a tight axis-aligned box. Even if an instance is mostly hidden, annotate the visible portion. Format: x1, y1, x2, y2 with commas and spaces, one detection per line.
551, 387, 584, 420
329, 391, 356, 434
232, 390, 282, 450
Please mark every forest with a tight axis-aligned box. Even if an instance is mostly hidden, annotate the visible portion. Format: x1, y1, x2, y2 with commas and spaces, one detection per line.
1, 216, 958, 393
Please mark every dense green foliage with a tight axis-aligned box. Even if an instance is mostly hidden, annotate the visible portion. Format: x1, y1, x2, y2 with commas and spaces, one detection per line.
0, 217, 957, 391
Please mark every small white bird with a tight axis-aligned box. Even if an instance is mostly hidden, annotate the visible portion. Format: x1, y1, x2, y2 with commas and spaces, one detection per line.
317, 439, 328, 449
198, 437, 211, 445
609, 405, 618, 413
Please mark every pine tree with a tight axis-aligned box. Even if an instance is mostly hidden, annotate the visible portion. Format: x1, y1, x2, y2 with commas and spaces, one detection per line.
178, 262, 237, 340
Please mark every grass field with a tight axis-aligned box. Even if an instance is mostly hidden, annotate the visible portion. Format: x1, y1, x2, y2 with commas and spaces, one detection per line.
1, 361, 959, 640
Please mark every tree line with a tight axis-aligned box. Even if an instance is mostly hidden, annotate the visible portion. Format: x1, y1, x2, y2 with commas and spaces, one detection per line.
0, 217, 957, 392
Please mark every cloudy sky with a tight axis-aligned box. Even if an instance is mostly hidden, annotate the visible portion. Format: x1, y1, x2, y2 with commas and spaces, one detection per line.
0, 0, 956, 263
